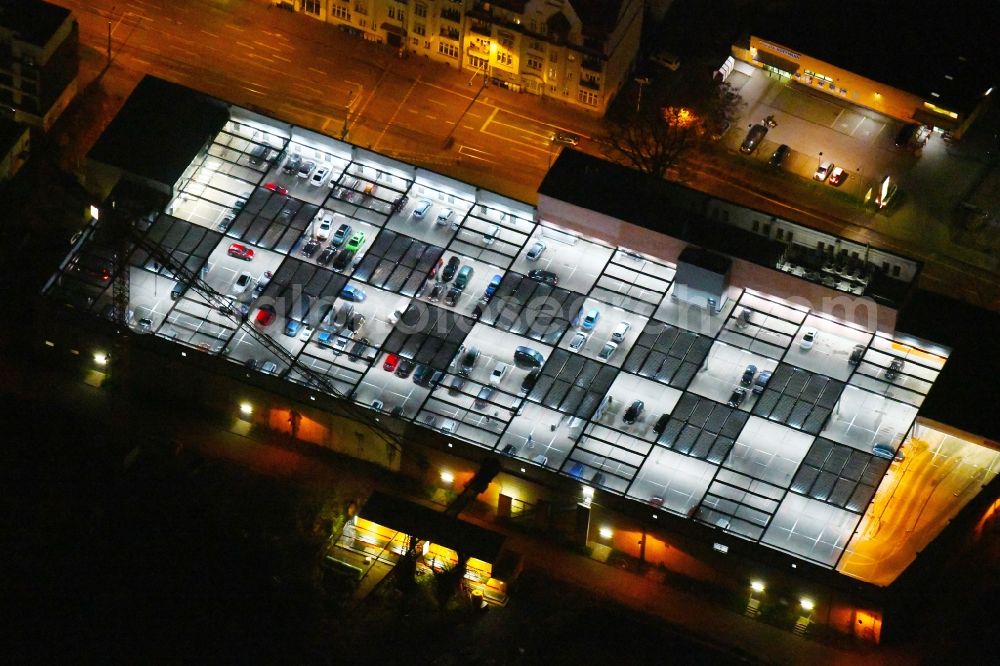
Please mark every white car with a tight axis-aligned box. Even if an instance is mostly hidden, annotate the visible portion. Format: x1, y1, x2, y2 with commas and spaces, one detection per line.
800, 328, 817, 350
232, 271, 253, 295
413, 199, 432, 219
316, 213, 333, 241
310, 166, 331, 187
489, 361, 509, 387
440, 418, 458, 434
568, 331, 588, 351
814, 162, 833, 182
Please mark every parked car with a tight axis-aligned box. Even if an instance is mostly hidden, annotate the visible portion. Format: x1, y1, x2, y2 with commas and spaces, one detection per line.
248, 144, 272, 166
579, 308, 600, 330
310, 165, 331, 186
520, 368, 540, 394
331, 223, 352, 246
412, 199, 432, 219
444, 287, 462, 306
340, 284, 367, 302
428, 283, 444, 302
484, 274, 502, 299
435, 208, 455, 226
483, 225, 500, 245
872, 444, 904, 461
252, 270, 272, 297
513, 346, 545, 368
454, 265, 474, 290
317, 246, 336, 266
344, 231, 366, 253
489, 361, 509, 386
653, 413, 670, 435
459, 347, 480, 375
526, 241, 546, 261
894, 123, 918, 148
412, 364, 433, 386
727, 387, 748, 408
752, 370, 772, 394
474, 386, 495, 409
568, 331, 588, 351
623, 400, 644, 424
598, 341, 619, 361
553, 131, 580, 146
316, 214, 333, 241
232, 271, 254, 295
441, 256, 460, 282
828, 167, 848, 186
740, 124, 768, 154
440, 419, 458, 434
814, 161, 833, 182
800, 328, 817, 350
395, 359, 415, 378
283, 153, 302, 174
740, 364, 758, 387
768, 144, 790, 168
391, 195, 409, 214
383, 353, 400, 372
471, 297, 489, 320
263, 182, 289, 196
255, 304, 276, 327
260, 360, 278, 374
885, 357, 905, 380
297, 160, 316, 178
449, 374, 466, 396
527, 269, 559, 286
332, 249, 355, 271
849, 344, 866, 365
300, 238, 321, 258
428, 257, 444, 280
610, 321, 630, 343
227, 243, 254, 261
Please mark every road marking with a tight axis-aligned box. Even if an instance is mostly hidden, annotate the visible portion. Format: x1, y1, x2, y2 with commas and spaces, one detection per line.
462, 124, 476, 130
308, 67, 326, 75
490, 117, 553, 142
248, 53, 276, 63
428, 99, 448, 107
236, 41, 254, 49
199, 29, 220, 39
459, 146, 498, 164
243, 86, 266, 96
253, 40, 283, 53
225, 23, 246, 32
273, 54, 291, 63
479, 107, 500, 133
478, 129, 550, 155
373, 75, 421, 151
426, 115, 437, 121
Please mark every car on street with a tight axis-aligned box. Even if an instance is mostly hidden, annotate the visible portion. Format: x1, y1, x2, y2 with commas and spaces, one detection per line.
395, 358, 415, 378
331, 223, 352, 246
727, 387, 747, 408
317, 246, 336, 265
489, 361, 509, 386
768, 144, 790, 168
332, 249, 355, 271
444, 287, 462, 306
310, 166, 331, 186
828, 167, 848, 186
740, 364, 758, 386
441, 256, 460, 282
459, 347, 480, 375
553, 131, 580, 146
383, 353, 400, 372
513, 346, 545, 369
598, 341, 618, 361
300, 238, 321, 257
814, 161, 833, 182
528, 269, 559, 286
753, 370, 772, 394
412, 199, 433, 219
283, 153, 302, 174
297, 160, 316, 178
340, 284, 367, 302
568, 331, 588, 351
579, 308, 600, 330
263, 182, 288, 196
800, 328, 817, 350
526, 240, 546, 261
255, 304, 276, 327
232, 271, 254, 295
849, 344, 866, 365
344, 231, 366, 253
623, 400, 644, 424
227, 243, 254, 260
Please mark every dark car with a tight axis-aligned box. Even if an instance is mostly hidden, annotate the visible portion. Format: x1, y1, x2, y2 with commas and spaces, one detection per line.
471, 296, 490, 320
332, 249, 355, 271
752, 370, 772, 394
484, 274, 502, 299
348, 337, 369, 362
395, 358, 415, 378
448, 374, 466, 396
740, 124, 768, 154
331, 223, 352, 247
474, 386, 495, 409
727, 387, 747, 408
441, 256, 460, 282
283, 153, 303, 174
894, 123, 918, 148
623, 400, 644, 424
444, 287, 462, 306
653, 413, 670, 435
428, 283, 444, 302
885, 357, 904, 380
527, 269, 559, 286
412, 364, 433, 385
454, 265, 474, 290
513, 346, 545, 369
520, 368, 540, 394
849, 344, 865, 365
768, 144, 790, 168
300, 238, 322, 258
317, 246, 336, 265
459, 347, 480, 375
740, 364, 758, 387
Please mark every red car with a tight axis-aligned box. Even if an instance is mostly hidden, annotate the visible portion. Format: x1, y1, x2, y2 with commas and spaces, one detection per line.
383, 353, 400, 372
428, 257, 444, 279
264, 182, 289, 196
228, 243, 254, 261
255, 304, 276, 327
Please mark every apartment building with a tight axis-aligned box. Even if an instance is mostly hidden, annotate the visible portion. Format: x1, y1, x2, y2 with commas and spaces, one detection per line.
0, 0, 79, 130
291, 0, 642, 113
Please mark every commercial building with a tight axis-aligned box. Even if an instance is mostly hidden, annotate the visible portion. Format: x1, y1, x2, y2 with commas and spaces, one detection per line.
0, 0, 79, 130
44, 77, 999, 601
0, 118, 30, 180
286, 0, 642, 113
731, 0, 998, 138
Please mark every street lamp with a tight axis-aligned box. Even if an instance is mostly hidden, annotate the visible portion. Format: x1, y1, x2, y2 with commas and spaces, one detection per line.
239, 401, 253, 418
635, 77, 650, 113
800, 597, 815, 612
750, 580, 766, 593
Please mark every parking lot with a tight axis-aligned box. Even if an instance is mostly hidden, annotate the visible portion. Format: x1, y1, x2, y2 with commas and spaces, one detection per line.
48, 109, 953, 571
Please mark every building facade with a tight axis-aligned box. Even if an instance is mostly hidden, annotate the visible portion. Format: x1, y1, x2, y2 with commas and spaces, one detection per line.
0, 0, 79, 130
291, 0, 642, 113
0, 119, 30, 180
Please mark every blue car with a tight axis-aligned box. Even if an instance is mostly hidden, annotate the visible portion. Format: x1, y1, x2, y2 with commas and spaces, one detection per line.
340, 284, 367, 302
284, 319, 303, 337
580, 308, 600, 330
484, 274, 502, 298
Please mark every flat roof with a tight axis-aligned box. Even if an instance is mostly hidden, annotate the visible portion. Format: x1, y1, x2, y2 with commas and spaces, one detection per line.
751, 0, 999, 115
88, 75, 229, 189
0, 0, 70, 47
897, 289, 1000, 443
360, 492, 505, 563
0, 119, 27, 154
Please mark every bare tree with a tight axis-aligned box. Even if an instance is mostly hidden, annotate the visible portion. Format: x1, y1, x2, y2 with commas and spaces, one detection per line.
604, 104, 701, 179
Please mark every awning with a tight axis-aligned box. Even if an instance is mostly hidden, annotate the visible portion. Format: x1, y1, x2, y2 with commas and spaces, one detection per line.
755, 51, 799, 75
379, 22, 406, 37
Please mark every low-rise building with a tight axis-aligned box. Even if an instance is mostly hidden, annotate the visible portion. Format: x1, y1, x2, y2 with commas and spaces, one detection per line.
0, 118, 30, 180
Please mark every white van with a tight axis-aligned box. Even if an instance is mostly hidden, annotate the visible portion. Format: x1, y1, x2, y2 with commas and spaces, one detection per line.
610, 321, 631, 343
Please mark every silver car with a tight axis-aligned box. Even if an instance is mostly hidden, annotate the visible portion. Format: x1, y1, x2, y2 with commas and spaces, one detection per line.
526, 241, 546, 261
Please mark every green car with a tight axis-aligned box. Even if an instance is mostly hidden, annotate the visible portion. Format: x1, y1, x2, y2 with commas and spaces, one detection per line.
344, 231, 366, 253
